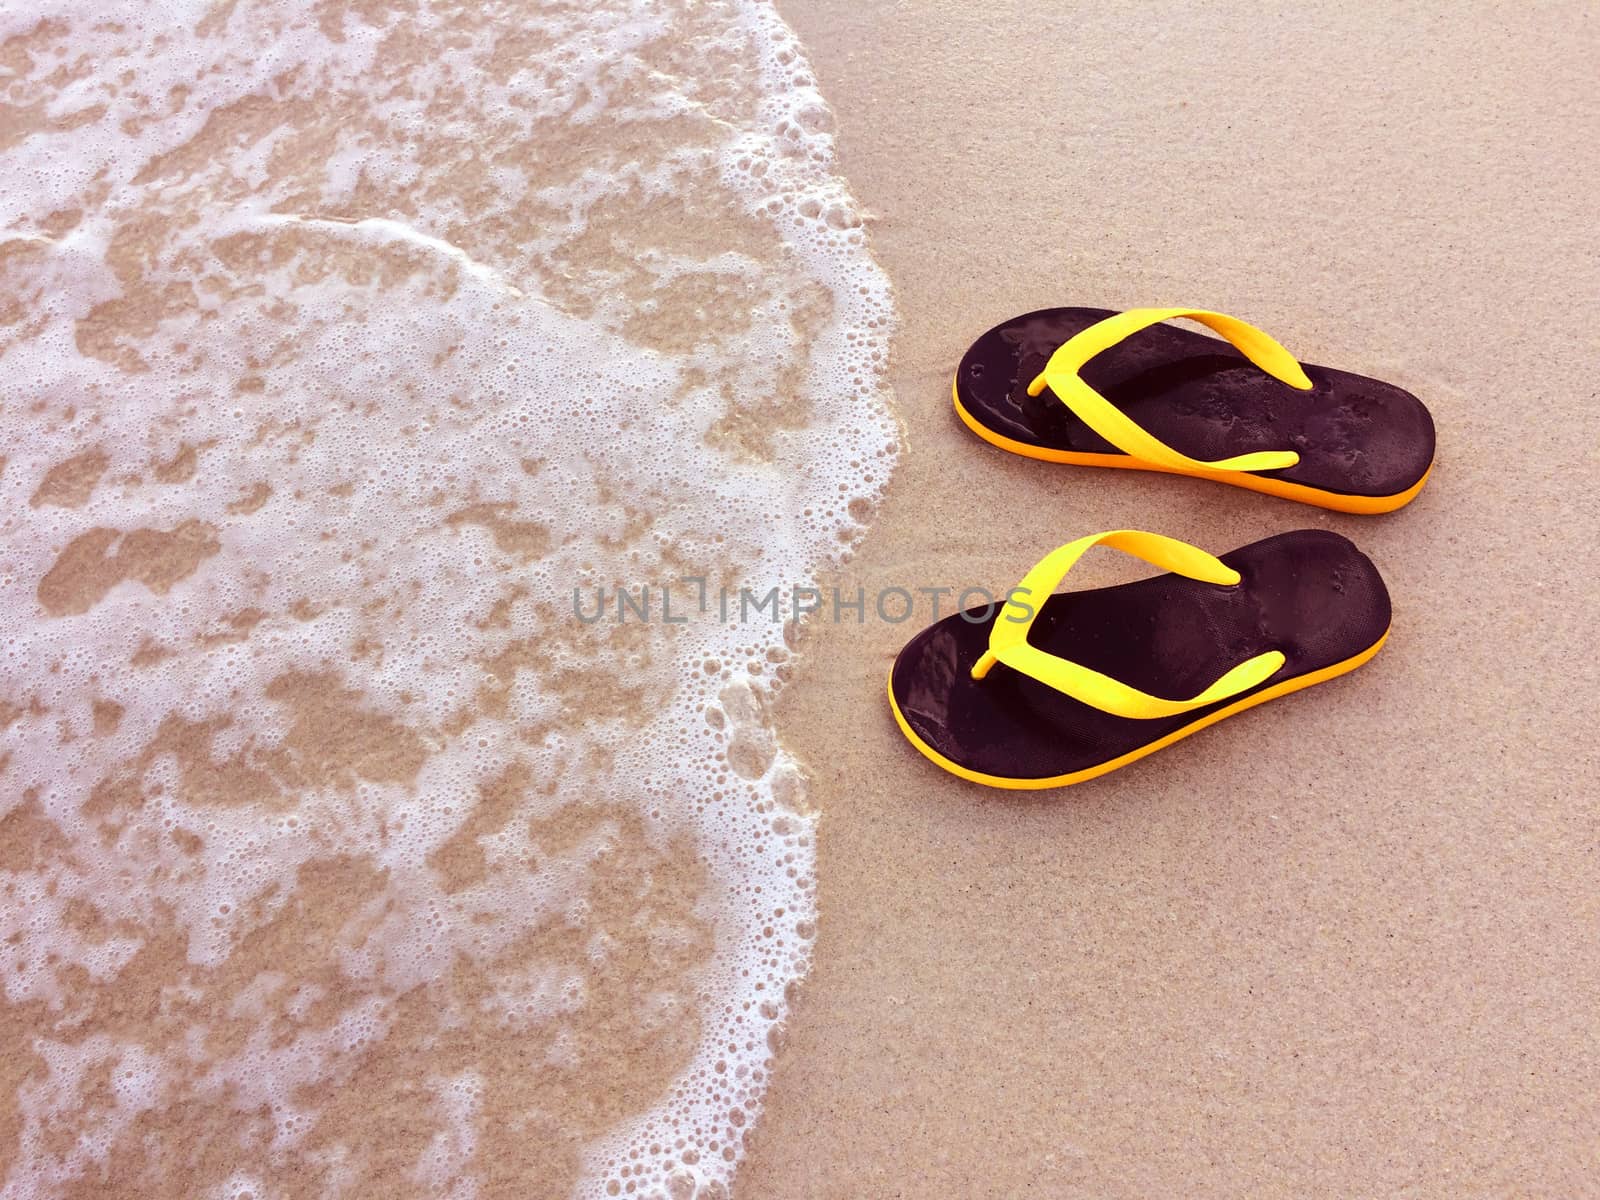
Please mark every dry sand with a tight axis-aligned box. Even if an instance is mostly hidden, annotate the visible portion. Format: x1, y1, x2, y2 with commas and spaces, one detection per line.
742, 2, 1600, 1195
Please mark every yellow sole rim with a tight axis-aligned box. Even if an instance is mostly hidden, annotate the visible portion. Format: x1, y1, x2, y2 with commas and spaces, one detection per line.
952, 375, 1432, 514
887, 627, 1390, 791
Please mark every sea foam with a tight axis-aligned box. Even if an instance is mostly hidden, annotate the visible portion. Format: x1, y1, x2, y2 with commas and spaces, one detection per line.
0, 1, 895, 1196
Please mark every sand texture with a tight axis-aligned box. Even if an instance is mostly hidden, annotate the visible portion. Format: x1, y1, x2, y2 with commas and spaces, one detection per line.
743, 1, 1600, 1195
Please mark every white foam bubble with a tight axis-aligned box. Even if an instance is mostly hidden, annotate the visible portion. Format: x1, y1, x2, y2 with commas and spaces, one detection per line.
0, 0, 894, 1196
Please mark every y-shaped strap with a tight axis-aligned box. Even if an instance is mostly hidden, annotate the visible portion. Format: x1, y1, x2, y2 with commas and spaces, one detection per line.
971, 530, 1285, 720
1027, 308, 1312, 474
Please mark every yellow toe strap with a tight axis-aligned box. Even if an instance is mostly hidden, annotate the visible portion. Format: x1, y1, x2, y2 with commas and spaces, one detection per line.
970, 530, 1285, 720
1026, 307, 1311, 474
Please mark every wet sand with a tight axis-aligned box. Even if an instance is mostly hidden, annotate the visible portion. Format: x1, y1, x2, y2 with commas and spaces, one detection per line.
743, 2, 1600, 1195
1, 5, 890, 1195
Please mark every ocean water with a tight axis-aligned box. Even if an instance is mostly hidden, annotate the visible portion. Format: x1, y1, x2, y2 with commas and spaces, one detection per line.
0, 2, 895, 1197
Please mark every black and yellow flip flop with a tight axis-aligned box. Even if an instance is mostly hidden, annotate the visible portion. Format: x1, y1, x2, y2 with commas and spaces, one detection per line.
888, 529, 1390, 789
954, 307, 1435, 513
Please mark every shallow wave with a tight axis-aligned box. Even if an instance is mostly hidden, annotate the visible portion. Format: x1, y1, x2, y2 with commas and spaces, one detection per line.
0, 2, 895, 1196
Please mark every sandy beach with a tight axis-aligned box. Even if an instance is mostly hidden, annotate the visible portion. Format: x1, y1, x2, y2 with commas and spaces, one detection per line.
742, 1, 1600, 1195
3, 1, 1597, 1196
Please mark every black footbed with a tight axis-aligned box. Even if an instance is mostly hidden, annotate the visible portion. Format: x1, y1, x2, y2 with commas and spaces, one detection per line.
957, 307, 1435, 498
890, 530, 1389, 782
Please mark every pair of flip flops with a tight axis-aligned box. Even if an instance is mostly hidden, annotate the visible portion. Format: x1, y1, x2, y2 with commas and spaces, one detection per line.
889, 306, 1435, 789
